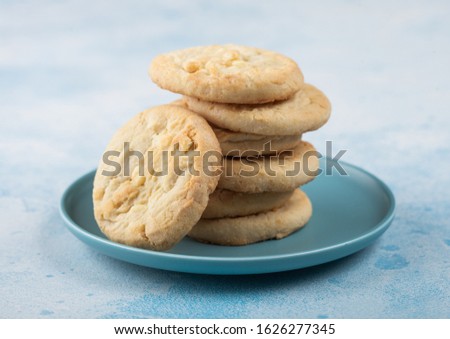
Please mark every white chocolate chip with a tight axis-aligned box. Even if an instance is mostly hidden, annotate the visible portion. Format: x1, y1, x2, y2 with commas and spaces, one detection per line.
182, 60, 200, 73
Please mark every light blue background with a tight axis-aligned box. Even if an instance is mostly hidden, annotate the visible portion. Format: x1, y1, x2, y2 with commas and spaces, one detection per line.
0, 0, 449, 318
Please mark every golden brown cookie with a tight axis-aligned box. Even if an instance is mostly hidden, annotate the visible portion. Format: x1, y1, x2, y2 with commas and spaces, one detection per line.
184, 84, 331, 136
202, 189, 294, 219
93, 104, 222, 251
189, 189, 312, 245
218, 141, 319, 193
212, 126, 301, 157
150, 44, 303, 104
170, 99, 302, 156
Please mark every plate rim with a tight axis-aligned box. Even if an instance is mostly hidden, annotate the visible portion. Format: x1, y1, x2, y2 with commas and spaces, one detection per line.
59, 159, 396, 268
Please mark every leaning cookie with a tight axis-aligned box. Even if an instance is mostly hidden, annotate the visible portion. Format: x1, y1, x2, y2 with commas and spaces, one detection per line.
189, 190, 312, 246
184, 84, 331, 136
218, 141, 319, 193
202, 189, 294, 219
213, 126, 301, 157
150, 44, 304, 104
93, 104, 222, 251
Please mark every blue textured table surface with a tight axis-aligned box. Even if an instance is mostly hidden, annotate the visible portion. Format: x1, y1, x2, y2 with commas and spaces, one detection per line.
1, 1, 449, 318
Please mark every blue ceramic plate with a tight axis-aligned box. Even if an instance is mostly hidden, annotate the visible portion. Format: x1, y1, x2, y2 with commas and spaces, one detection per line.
60, 158, 395, 275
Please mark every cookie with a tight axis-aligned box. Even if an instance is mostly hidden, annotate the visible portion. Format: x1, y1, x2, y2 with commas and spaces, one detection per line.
184, 83, 331, 136
92, 104, 222, 251
213, 125, 301, 157
189, 189, 312, 246
202, 189, 294, 219
218, 141, 318, 193
149, 44, 304, 104
170, 100, 302, 156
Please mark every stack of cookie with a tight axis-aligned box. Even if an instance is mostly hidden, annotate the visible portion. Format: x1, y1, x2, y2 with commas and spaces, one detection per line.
150, 45, 331, 246
92, 45, 330, 252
